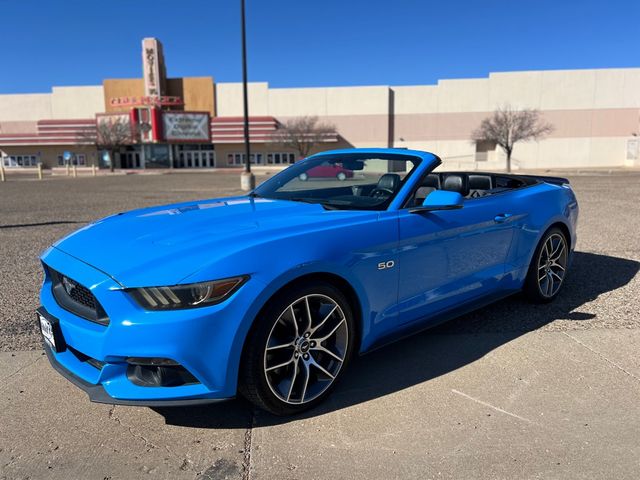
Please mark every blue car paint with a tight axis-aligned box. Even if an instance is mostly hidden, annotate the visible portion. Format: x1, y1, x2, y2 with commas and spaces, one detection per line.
39, 148, 578, 404
396, 197, 516, 326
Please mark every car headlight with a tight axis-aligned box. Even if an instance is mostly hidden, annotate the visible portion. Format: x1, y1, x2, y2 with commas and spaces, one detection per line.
127, 276, 248, 310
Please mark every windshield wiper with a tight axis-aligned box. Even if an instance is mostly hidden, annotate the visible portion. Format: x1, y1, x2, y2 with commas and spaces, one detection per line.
289, 197, 319, 204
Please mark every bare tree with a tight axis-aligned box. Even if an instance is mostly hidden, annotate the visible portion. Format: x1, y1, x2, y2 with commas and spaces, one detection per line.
271, 116, 336, 159
472, 105, 554, 172
78, 116, 133, 172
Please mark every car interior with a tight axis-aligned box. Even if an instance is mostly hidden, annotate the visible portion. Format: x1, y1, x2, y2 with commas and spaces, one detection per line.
302, 171, 534, 209
263, 171, 537, 210
259, 152, 544, 210
408, 172, 535, 207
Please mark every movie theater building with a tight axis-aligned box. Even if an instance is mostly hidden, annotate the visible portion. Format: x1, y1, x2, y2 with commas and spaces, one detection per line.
1, 37, 639, 170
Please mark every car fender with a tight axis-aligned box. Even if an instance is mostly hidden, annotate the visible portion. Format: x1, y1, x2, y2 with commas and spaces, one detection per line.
223, 261, 369, 394
509, 212, 574, 290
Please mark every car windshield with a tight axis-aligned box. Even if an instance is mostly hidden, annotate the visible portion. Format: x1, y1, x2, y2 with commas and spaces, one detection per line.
251, 153, 421, 210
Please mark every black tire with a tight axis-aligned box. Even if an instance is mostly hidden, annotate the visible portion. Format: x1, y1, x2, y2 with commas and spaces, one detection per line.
239, 281, 356, 415
523, 227, 569, 303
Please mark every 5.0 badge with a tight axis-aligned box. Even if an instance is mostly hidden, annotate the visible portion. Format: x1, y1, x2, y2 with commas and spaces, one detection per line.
377, 260, 395, 270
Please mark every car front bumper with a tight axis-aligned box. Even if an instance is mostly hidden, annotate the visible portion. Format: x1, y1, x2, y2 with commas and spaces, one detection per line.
38, 246, 260, 406
42, 342, 229, 406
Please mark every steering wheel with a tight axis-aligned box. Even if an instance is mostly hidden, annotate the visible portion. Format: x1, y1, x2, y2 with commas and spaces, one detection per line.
369, 188, 394, 198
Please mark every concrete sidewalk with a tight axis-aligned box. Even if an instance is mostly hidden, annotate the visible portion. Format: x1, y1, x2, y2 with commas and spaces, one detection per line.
2, 329, 639, 480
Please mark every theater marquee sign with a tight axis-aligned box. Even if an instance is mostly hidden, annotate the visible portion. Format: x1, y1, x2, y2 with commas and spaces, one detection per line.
109, 96, 183, 108
163, 113, 210, 141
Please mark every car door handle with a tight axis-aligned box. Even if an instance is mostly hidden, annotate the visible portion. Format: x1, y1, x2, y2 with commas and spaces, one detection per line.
494, 213, 513, 223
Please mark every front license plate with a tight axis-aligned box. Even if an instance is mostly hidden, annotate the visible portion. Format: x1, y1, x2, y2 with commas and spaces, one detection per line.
39, 314, 56, 349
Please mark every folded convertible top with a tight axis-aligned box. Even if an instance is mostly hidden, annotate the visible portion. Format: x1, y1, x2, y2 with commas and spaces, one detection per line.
519, 174, 570, 186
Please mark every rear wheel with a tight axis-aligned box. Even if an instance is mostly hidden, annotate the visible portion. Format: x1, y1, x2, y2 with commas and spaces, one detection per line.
239, 282, 355, 415
336, 172, 347, 181
524, 227, 568, 303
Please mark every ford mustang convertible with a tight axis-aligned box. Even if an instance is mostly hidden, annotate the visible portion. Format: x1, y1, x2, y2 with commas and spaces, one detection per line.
37, 148, 578, 415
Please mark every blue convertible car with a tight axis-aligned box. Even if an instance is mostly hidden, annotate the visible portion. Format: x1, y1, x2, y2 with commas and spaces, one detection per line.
38, 148, 578, 415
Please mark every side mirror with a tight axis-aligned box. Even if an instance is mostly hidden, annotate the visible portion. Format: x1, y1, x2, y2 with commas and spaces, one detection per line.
409, 190, 464, 213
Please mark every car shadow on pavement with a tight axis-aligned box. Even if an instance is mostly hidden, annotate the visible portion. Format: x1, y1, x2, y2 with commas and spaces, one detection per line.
156, 251, 639, 428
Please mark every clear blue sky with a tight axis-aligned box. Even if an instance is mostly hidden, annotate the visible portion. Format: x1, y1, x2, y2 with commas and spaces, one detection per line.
1, 0, 638, 93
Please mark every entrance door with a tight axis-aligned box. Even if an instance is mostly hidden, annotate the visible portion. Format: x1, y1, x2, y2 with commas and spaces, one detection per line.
176, 149, 215, 168
120, 152, 141, 169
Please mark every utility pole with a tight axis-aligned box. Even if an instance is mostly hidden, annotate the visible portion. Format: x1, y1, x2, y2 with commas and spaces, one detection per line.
240, 0, 255, 191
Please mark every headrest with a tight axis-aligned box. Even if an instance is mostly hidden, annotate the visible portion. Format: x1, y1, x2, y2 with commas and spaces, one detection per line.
422, 174, 440, 188
377, 173, 401, 192
442, 174, 469, 196
468, 175, 492, 190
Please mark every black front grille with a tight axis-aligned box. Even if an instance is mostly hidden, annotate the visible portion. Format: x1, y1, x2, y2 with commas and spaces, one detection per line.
48, 267, 109, 326
64, 277, 96, 310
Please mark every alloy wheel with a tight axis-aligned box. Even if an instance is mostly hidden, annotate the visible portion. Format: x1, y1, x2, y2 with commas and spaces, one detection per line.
263, 294, 348, 405
537, 233, 567, 298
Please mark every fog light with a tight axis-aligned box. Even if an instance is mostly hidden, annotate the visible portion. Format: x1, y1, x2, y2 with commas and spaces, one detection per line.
126, 361, 199, 388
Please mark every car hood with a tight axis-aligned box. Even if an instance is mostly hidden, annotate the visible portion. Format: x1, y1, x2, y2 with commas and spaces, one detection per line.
52, 196, 369, 287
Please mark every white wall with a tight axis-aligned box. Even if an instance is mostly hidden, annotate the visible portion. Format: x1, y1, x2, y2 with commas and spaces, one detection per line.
2, 68, 639, 169
51, 86, 104, 119
393, 68, 640, 114
0, 93, 52, 121
215, 82, 269, 116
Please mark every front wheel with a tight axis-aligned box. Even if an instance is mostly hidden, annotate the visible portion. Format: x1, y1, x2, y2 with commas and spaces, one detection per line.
239, 282, 355, 415
336, 172, 347, 181
523, 227, 569, 303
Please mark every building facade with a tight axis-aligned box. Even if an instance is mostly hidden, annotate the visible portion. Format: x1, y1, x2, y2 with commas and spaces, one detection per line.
1, 38, 639, 170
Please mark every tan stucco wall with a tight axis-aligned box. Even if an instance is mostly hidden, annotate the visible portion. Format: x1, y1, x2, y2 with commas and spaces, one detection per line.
104, 77, 215, 114
167, 77, 215, 115
103, 78, 144, 113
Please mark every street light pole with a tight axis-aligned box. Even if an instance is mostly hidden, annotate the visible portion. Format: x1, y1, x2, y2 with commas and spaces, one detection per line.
240, 0, 255, 191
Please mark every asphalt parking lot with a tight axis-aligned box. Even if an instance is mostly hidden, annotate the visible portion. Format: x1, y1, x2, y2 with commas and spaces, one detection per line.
1, 171, 639, 479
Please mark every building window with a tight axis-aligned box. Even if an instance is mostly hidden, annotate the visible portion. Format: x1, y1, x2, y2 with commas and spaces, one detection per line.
227, 153, 263, 166
57, 154, 87, 166
266, 152, 296, 165
3, 154, 38, 167
475, 141, 496, 162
